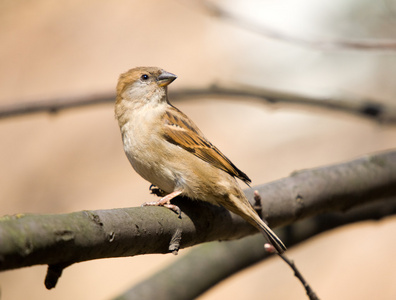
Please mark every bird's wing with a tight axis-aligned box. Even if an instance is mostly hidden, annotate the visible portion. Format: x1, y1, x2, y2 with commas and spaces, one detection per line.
162, 105, 251, 184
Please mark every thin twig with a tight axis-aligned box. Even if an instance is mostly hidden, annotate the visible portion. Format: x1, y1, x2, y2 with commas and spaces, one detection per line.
1, 85, 396, 123
0, 92, 114, 119
278, 253, 320, 300
44, 262, 72, 290
255, 189, 319, 300
199, 0, 396, 52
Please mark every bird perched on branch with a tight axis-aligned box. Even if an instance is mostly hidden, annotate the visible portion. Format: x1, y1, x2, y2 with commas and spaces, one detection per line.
114, 66, 286, 253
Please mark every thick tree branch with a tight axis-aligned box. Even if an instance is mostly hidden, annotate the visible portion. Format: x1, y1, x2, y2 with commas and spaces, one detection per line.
199, 0, 396, 52
0, 150, 395, 273
1, 85, 396, 123
113, 198, 396, 300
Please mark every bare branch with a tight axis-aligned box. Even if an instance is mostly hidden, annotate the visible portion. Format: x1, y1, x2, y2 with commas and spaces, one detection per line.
0, 150, 395, 276
1, 85, 396, 124
0, 92, 114, 119
113, 198, 396, 300
200, 0, 396, 52
277, 253, 320, 300
257, 190, 319, 299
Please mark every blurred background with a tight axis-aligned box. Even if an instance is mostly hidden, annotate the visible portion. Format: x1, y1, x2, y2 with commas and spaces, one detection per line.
1, 0, 396, 299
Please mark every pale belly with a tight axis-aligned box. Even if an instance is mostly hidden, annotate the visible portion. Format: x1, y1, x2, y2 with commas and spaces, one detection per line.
122, 129, 180, 193
122, 130, 233, 203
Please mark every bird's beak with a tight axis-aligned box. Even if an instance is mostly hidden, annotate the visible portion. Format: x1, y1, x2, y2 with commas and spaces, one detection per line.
157, 71, 177, 87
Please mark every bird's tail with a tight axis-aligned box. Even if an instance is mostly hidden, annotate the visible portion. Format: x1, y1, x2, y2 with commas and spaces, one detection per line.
256, 217, 286, 254
226, 193, 287, 254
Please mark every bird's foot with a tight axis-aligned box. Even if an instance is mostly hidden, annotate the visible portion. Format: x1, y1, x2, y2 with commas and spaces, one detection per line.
142, 190, 182, 217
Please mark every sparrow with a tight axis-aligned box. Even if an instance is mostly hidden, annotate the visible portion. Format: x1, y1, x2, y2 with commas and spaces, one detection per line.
115, 67, 286, 253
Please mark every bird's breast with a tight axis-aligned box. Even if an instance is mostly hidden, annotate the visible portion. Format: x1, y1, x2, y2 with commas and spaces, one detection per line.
118, 102, 237, 202
120, 106, 178, 192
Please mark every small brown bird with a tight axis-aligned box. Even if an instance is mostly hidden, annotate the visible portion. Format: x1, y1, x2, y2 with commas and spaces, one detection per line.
115, 67, 286, 253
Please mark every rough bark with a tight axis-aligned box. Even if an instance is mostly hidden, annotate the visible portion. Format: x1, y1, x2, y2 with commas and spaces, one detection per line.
113, 198, 396, 300
0, 150, 395, 272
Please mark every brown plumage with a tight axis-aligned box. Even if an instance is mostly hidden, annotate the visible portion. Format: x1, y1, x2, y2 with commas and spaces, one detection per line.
115, 66, 286, 253
163, 105, 251, 185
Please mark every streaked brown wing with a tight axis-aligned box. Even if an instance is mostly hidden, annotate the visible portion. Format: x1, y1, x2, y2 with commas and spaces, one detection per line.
162, 106, 251, 185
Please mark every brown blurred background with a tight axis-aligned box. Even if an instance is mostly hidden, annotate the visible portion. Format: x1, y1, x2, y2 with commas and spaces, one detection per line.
1, 0, 396, 299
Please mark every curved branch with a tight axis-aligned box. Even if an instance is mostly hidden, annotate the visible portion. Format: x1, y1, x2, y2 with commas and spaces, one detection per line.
113, 197, 396, 300
0, 150, 395, 273
199, 0, 396, 52
1, 85, 396, 124
172, 85, 396, 124
0, 92, 114, 119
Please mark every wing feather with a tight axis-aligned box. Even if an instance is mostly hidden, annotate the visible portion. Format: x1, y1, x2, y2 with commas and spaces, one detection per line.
162, 106, 251, 184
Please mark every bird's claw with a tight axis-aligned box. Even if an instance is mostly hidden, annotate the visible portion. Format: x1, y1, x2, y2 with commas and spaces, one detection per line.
142, 190, 183, 218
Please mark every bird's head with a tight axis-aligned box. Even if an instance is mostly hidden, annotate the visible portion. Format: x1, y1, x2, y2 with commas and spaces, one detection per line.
116, 67, 177, 105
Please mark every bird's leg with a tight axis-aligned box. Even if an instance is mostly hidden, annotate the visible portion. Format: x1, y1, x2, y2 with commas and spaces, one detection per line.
149, 184, 167, 197
253, 190, 263, 218
142, 190, 182, 216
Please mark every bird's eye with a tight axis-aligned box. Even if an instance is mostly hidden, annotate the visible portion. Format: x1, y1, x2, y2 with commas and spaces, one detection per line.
141, 74, 149, 81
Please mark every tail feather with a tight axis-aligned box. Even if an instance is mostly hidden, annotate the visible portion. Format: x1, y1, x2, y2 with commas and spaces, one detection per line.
257, 220, 286, 254
226, 193, 287, 254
